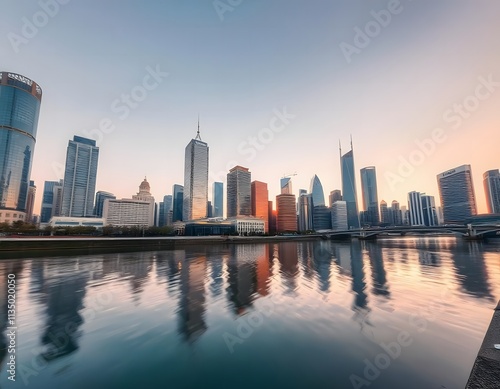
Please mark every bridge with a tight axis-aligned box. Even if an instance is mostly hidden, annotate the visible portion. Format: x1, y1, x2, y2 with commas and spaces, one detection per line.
317, 224, 500, 241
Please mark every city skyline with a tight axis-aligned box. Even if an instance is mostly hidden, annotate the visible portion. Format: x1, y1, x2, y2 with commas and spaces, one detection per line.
2, 2, 500, 216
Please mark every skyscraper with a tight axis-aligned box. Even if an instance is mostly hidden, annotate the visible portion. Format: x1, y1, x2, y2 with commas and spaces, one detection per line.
0, 72, 42, 224
61, 136, 99, 217
173, 184, 184, 222
183, 124, 209, 221
391, 200, 403, 226
421, 195, 438, 227
26, 181, 36, 223
227, 166, 251, 217
310, 175, 325, 206
94, 191, 116, 218
276, 194, 297, 232
329, 190, 342, 208
380, 200, 390, 225
483, 169, 500, 214
41, 181, 59, 223
437, 165, 477, 224
298, 193, 313, 232
331, 201, 348, 230
340, 141, 360, 229
251, 181, 269, 233
212, 182, 223, 218
280, 177, 292, 194
408, 191, 424, 226
360, 166, 379, 226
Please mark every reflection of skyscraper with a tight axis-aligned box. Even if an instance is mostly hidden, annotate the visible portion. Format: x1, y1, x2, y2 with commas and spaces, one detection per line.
227, 245, 258, 315
277, 242, 299, 293
179, 256, 207, 341
173, 184, 184, 222
311, 241, 333, 292
437, 165, 477, 224
350, 241, 368, 310
256, 247, 270, 296
212, 182, 223, 218
360, 167, 379, 226
251, 181, 269, 233
483, 169, 500, 214
183, 124, 209, 221
0, 72, 42, 224
61, 136, 99, 217
340, 142, 360, 229
366, 243, 390, 297
227, 166, 251, 217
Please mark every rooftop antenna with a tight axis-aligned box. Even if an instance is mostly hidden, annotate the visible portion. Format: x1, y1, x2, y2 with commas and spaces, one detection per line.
195, 114, 202, 141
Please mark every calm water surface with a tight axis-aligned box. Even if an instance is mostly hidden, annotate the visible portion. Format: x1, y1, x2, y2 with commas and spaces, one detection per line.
1, 237, 499, 389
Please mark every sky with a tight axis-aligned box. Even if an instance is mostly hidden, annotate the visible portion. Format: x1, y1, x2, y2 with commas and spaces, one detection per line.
1, 0, 500, 216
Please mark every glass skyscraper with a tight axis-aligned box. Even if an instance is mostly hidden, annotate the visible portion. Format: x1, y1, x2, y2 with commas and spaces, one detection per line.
0, 72, 42, 223
94, 191, 116, 218
360, 167, 379, 226
61, 136, 99, 217
251, 180, 269, 233
212, 182, 223, 218
227, 166, 251, 217
183, 127, 209, 221
40, 179, 63, 223
173, 184, 184, 222
483, 169, 500, 214
437, 165, 477, 224
309, 175, 325, 206
340, 144, 360, 229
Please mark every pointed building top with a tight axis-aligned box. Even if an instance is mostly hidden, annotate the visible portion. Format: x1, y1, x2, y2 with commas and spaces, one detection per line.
195, 115, 202, 141
350, 134, 353, 150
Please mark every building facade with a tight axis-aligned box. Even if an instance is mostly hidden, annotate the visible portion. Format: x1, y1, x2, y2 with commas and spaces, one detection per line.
408, 191, 424, 226
212, 182, 223, 218
341, 146, 360, 229
360, 166, 379, 226
183, 127, 209, 221
103, 199, 153, 227
437, 165, 477, 224
61, 136, 99, 217
0, 72, 42, 224
94, 191, 115, 218
132, 178, 155, 227
298, 193, 313, 232
276, 193, 297, 232
329, 190, 342, 208
331, 201, 348, 231
421, 195, 438, 227
483, 169, 500, 214
227, 166, 251, 217
173, 184, 184, 222
251, 180, 269, 233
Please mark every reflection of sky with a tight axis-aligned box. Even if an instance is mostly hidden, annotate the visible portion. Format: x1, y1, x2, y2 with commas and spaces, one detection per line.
2, 238, 500, 388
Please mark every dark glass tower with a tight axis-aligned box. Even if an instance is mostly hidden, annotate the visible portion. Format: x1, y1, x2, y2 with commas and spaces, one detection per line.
340, 141, 360, 229
0, 72, 42, 223
360, 167, 379, 226
212, 182, 223, 218
94, 191, 115, 218
172, 184, 184, 222
483, 169, 500, 214
227, 166, 251, 217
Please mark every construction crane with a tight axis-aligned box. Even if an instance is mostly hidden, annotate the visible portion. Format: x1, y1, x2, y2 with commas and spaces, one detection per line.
282, 172, 297, 179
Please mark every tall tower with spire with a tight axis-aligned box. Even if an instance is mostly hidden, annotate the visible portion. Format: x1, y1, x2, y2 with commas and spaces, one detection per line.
183, 119, 209, 221
340, 137, 360, 229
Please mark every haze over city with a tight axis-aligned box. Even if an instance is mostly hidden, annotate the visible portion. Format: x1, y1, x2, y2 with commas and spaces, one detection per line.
2, 0, 500, 215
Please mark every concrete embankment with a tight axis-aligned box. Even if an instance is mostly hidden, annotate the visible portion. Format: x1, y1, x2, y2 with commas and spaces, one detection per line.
466, 301, 500, 388
0, 235, 322, 259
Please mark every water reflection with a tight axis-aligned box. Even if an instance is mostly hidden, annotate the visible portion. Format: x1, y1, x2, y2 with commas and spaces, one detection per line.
277, 243, 299, 294
226, 245, 258, 315
366, 242, 390, 297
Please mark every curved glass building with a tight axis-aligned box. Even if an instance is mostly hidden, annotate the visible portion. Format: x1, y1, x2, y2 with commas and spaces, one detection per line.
0, 72, 42, 223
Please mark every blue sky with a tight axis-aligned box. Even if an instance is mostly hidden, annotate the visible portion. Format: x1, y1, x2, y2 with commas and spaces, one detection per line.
2, 0, 500, 214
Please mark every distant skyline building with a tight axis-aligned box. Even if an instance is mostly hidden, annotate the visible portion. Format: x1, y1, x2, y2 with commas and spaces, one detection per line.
26, 180, 36, 223
94, 191, 115, 218
380, 200, 390, 225
280, 177, 293, 194
437, 165, 477, 224
340, 141, 360, 229
309, 175, 325, 206
483, 169, 500, 214
227, 166, 251, 217
360, 166, 379, 226
212, 182, 223, 218
173, 184, 184, 222
391, 200, 403, 226
276, 193, 297, 232
183, 124, 209, 221
421, 195, 438, 227
158, 194, 173, 227
132, 178, 155, 227
0, 72, 42, 224
103, 198, 154, 227
268, 201, 277, 235
41, 180, 60, 223
61, 136, 99, 218
331, 201, 348, 231
408, 191, 424, 226
298, 193, 313, 232
251, 181, 269, 233
312, 205, 331, 231
329, 190, 342, 208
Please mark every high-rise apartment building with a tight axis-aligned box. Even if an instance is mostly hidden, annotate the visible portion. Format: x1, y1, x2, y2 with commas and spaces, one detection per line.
183, 125, 209, 221
360, 166, 379, 226
340, 142, 360, 229
437, 165, 477, 224
212, 182, 223, 218
227, 166, 251, 217
251, 181, 269, 233
0, 72, 42, 224
61, 136, 99, 217
483, 169, 500, 214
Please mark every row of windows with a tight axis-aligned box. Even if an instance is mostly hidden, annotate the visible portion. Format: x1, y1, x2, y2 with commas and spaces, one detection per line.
0, 212, 24, 219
